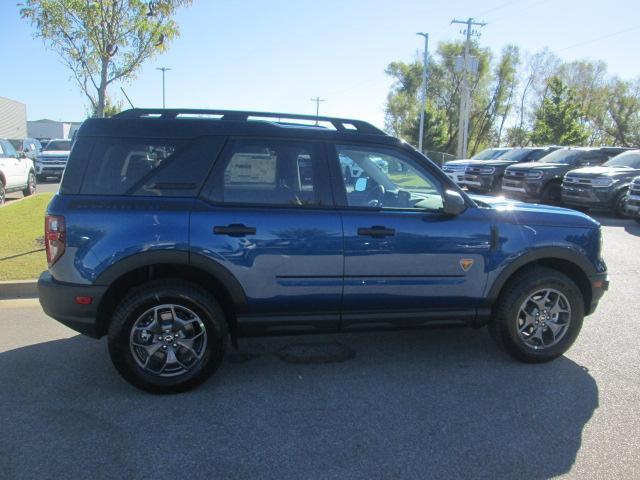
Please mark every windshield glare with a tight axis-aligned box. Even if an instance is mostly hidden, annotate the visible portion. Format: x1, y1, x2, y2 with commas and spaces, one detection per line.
45, 140, 72, 151
603, 151, 640, 168
538, 149, 583, 165
472, 149, 506, 160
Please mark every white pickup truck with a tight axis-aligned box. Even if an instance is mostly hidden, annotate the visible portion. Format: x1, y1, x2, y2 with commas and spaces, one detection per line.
0, 138, 36, 205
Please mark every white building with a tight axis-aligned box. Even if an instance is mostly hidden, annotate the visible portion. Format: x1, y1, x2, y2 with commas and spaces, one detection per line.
27, 119, 83, 140
0, 96, 27, 138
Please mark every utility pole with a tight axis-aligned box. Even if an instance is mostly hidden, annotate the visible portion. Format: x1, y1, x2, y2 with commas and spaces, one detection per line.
416, 32, 429, 153
156, 67, 171, 108
310, 97, 325, 125
451, 18, 486, 158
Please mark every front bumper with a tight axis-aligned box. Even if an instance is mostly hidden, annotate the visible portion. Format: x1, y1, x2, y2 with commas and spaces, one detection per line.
464, 173, 498, 192
587, 273, 609, 316
38, 272, 107, 338
36, 164, 66, 176
501, 178, 544, 200
562, 185, 618, 210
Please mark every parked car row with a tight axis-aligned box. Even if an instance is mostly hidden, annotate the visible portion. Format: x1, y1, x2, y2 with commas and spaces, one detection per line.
442, 146, 640, 218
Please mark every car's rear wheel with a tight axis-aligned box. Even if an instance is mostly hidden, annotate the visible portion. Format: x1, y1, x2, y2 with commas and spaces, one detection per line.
22, 172, 36, 197
489, 267, 584, 363
613, 189, 629, 218
108, 280, 228, 393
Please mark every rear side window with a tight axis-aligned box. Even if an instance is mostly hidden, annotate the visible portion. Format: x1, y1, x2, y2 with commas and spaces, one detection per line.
79, 136, 224, 197
203, 139, 330, 207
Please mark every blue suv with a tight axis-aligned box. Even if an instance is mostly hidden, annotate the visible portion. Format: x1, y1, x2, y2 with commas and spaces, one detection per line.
38, 109, 609, 393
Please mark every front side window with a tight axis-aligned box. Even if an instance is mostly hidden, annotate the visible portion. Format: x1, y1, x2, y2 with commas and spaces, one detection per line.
0, 140, 16, 158
335, 144, 443, 211
206, 139, 327, 207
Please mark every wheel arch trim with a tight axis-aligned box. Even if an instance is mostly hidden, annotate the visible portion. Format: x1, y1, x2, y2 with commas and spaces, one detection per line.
486, 246, 596, 304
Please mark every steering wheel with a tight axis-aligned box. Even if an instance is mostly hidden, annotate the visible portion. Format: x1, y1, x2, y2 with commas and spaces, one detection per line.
367, 184, 385, 208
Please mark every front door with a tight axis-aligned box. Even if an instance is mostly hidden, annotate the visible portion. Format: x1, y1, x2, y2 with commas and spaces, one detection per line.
331, 143, 492, 327
191, 137, 343, 334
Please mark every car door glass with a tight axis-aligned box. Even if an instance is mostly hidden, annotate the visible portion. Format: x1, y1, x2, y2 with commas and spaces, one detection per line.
335, 145, 443, 211
206, 139, 329, 207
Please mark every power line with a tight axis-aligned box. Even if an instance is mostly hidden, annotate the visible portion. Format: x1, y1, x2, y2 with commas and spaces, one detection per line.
474, 0, 522, 18
553, 25, 640, 53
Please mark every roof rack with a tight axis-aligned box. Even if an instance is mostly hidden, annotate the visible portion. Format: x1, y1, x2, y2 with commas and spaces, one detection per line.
113, 108, 386, 135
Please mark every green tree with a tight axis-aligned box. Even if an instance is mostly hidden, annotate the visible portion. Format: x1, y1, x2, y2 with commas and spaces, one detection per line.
530, 77, 587, 145
605, 78, 640, 147
20, 0, 192, 117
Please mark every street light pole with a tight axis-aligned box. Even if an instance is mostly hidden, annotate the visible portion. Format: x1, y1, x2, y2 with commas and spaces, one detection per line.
156, 67, 171, 108
416, 32, 429, 153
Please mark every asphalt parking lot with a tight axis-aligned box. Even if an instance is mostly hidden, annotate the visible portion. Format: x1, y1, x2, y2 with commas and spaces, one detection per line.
0, 214, 638, 479
5, 179, 59, 203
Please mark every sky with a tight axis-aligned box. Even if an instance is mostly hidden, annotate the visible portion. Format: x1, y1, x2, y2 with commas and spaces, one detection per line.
2, 0, 639, 129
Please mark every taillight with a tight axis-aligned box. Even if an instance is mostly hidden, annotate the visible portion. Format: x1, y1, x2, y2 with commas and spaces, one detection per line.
45, 215, 66, 267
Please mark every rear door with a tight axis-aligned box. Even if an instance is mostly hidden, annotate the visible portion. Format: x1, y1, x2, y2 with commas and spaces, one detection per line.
191, 138, 343, 334
329, 143, 492, 327
0, 140, 22, 187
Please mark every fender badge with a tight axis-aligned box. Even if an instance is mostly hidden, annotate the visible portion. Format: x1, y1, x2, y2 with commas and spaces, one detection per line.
460, 259, 474, 271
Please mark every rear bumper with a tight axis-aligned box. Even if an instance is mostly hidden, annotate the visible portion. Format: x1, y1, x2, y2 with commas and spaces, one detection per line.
38, 272, 107, 338
587, 273, 609, 316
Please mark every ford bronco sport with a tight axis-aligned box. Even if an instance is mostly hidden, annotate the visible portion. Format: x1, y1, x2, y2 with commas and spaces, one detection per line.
38, 109, 609, 393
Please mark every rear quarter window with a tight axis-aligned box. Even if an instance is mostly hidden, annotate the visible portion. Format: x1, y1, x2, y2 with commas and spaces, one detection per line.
76, 136, 224, 197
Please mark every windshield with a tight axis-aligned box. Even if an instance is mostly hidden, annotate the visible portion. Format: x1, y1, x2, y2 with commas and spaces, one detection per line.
537, 149, 584, 165
498, 149, 537, 162
471, 148, 507, 160
44, 140, 72, 151
603, 151, 640, 168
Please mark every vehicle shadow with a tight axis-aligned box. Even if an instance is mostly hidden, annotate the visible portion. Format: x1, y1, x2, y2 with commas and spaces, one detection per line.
590, 213, 640, 236
0, 328, 598, 480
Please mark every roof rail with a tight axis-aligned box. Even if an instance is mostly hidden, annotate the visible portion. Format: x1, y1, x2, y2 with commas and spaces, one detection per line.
113, 108, 386, 135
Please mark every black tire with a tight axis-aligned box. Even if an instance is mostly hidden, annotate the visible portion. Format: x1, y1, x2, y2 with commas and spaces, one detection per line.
613, 189, 629, 218
541, 182, 561, 205
22, 171, 36, 197
108, 279, 228, 393
489, 267, 584, 363
0, 182, 5, 205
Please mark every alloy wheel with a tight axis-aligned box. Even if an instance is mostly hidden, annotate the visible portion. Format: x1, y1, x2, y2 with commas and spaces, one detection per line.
129, 304, 208, 377
516, 288, 571, 350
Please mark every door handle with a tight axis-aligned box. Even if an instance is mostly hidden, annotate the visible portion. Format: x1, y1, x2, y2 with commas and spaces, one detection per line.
213, 224, 256, 237
357, 225, 395, 238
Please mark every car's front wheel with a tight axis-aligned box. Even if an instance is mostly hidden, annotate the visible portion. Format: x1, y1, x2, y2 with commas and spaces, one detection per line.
489, 267, 584, 363
108, 280, 228, 393
0, 182, 5, 205
613, 189, 629, 218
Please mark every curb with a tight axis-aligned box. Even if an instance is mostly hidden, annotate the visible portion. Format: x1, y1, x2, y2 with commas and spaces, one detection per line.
0, 280, 38, 300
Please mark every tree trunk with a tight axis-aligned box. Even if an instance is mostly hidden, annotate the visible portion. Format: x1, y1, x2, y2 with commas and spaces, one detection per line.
96, 58, 109, 118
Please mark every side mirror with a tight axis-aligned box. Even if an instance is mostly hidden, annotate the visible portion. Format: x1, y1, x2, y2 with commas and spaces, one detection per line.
443, 190, 467, 216
354, 177, 368, 192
